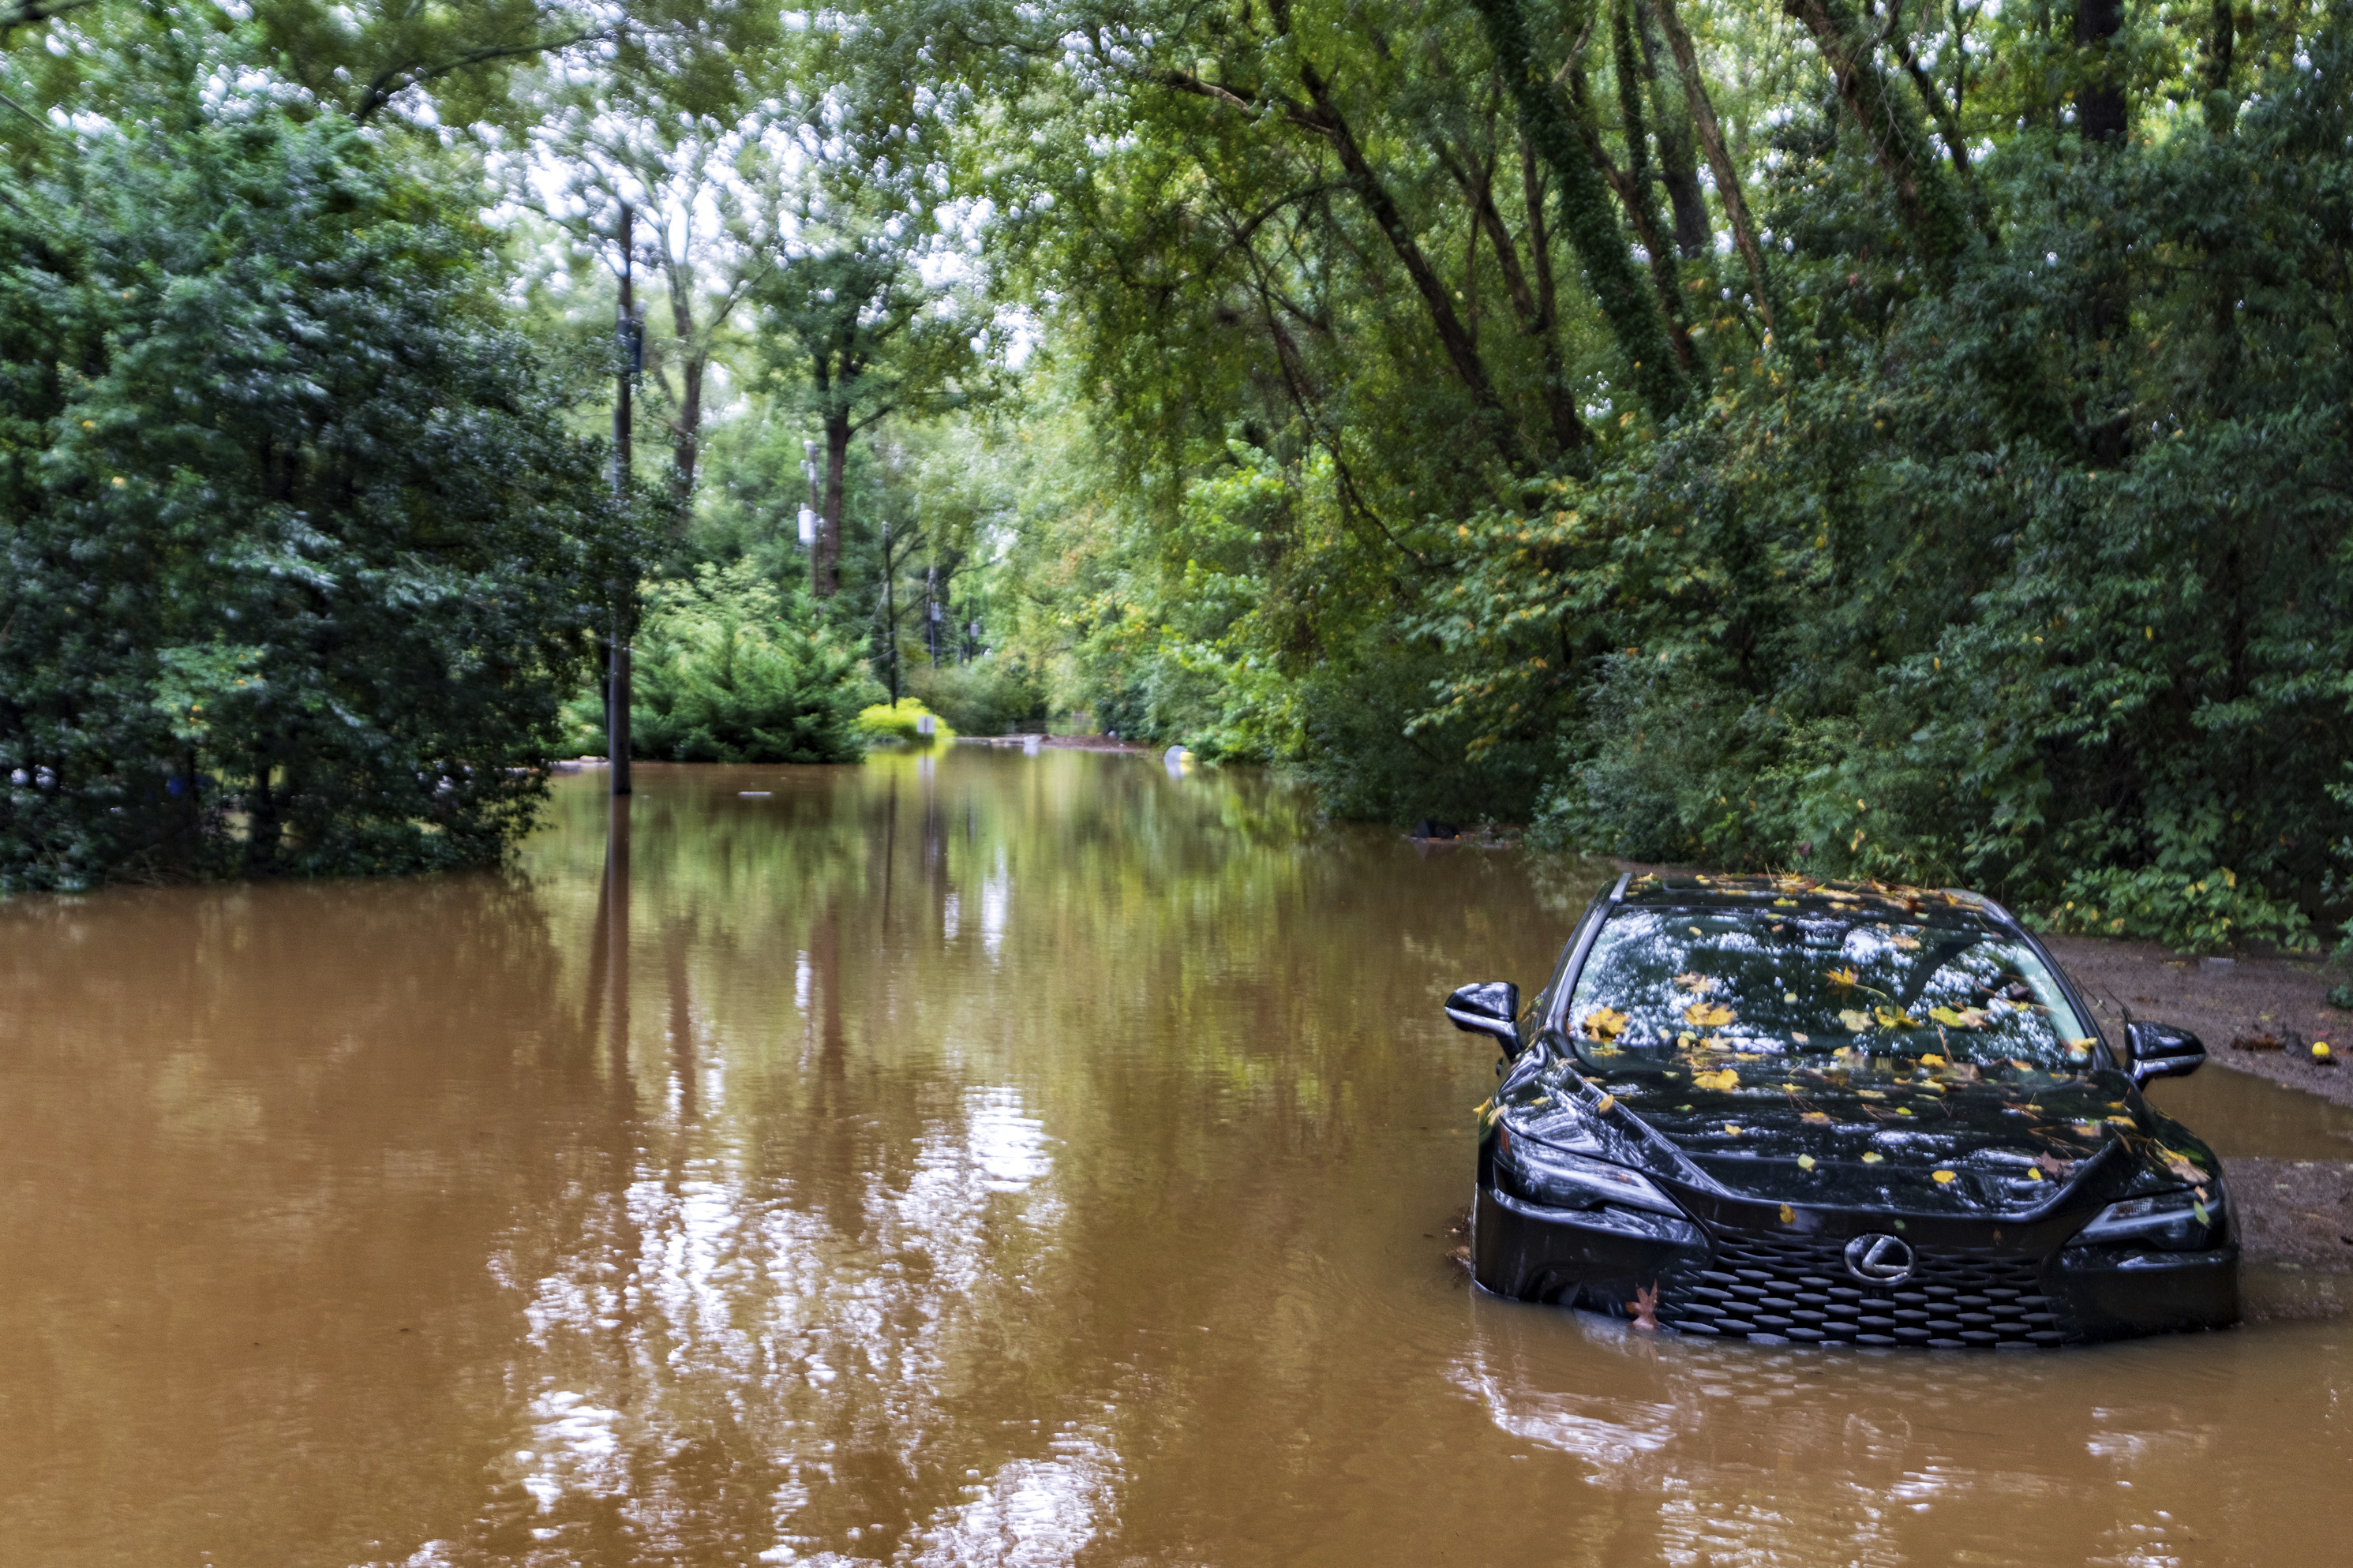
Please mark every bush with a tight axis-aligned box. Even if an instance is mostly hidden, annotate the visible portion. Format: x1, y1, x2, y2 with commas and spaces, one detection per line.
853, 697, 956, 744
571, 563, 878, 764
908, 657, 1048, 735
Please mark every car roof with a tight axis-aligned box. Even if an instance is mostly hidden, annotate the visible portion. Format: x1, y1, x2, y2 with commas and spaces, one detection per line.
1614, 872, 2018, 931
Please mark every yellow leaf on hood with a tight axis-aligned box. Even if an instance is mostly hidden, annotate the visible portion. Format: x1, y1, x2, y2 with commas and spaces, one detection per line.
1861, 1151, 1885, 1164
1827, 967, 1858, 990
1684, 1001, 1736, 1028
1839, 1009, 1873, 1033
1932, 1169, 1957, 1184
1874, 1006, 1919, 1029
1692, 1068, 1740, 1092
1582, 1006, 1629, 1040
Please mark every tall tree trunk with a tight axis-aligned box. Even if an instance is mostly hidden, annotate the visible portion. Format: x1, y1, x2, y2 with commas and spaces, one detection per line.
664, 272, 705, 507
1783, 0, 1972, 272
244, 743, 282, 875
1473, 0, 1690, 420
671, 351, 704, 503
1633, 0, 1710, 259
2074, 0, 2127, 145
2201, 0, 2235, 133
1443, 141, 1591, 455
816, 406, 849, 598
1284, 49, 1531, 467
2074, 0, 2130, 465
1612, 0, 1705, 385
1519, 139, 1589, 454
1649, 0, 1775, 330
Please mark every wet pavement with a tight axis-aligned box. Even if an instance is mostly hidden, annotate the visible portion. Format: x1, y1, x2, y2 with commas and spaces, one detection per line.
1, 750, 2348, 1565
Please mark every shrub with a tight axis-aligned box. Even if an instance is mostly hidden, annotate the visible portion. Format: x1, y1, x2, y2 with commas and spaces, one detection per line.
908, 657, 1048, 735
571, 563, 878, 764
853, 697, 956, 744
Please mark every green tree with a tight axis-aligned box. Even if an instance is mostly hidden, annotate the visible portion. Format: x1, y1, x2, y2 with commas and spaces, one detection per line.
0, 47, 631, 889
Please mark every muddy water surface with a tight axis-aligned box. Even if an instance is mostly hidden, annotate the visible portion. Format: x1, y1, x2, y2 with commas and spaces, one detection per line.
2, 751, 2347, 1566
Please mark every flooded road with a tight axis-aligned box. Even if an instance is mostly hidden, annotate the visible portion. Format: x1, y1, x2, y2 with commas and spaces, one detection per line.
2, 750, 2347, 1566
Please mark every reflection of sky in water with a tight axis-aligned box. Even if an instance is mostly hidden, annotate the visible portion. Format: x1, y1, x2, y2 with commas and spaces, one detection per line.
763, 1428, 1119, 1566
503, 1074, 1083, 1559
980, 848, 1010, 963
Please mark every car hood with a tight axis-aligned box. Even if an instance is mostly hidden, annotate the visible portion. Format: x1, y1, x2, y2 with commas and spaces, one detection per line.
1514, 1050, 2217, 1218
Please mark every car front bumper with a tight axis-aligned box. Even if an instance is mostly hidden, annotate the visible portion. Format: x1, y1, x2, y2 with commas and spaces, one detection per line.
1471, 1181, 2239, 1345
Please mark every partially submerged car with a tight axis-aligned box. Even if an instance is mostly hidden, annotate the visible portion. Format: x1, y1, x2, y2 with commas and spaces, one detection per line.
1448, 873, 2236, 1346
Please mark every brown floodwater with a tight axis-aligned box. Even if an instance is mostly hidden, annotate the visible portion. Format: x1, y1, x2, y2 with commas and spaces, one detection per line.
2, 750, 2348, 1566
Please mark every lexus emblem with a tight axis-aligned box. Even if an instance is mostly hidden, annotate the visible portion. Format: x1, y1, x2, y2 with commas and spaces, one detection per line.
1844, 1233, 1915, 1285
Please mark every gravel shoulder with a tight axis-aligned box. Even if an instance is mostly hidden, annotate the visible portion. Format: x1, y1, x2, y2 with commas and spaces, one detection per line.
2044, 934, 2352, 1104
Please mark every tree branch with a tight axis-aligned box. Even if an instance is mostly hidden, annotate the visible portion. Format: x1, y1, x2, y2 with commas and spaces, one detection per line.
357, 30, 608, 122
1650, 0, 1776, 331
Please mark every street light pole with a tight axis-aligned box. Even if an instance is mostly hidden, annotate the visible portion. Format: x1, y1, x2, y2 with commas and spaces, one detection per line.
609, 201, 635, 796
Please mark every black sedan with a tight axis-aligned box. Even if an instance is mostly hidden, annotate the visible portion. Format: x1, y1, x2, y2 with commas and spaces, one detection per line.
1448, 873, 2237, 1346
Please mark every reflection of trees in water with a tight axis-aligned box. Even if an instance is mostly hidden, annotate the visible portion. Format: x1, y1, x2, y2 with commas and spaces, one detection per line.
0, 870, 598, 1565
471, 756, 1575, 1561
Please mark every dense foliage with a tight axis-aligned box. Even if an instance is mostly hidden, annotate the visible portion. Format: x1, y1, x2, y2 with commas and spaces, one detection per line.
944, 0, 2353, 949
0, 47, 628, 889
571, 562, 878, 763
7, 0, 2349, 952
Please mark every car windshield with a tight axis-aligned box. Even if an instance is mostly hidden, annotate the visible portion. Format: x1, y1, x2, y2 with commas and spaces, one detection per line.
1564, 907, 2100, 1068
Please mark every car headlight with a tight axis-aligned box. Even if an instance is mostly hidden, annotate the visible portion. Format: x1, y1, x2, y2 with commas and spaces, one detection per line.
2066, 1188, 2227, 1252
1494, 1123, 1684, 1216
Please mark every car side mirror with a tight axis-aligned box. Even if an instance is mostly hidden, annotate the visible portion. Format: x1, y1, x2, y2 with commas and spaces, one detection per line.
1444, 981, 1520, 1050
2126, 1020, 2205, 1086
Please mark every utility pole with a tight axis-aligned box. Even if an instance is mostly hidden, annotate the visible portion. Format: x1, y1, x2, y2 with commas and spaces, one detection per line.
879, 518, 900, 702
609, 201, 635, 796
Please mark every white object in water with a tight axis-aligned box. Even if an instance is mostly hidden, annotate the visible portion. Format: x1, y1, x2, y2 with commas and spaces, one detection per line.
739, 791, 772, 798
1022, 734, 1042, 754
916, 714, 936, 736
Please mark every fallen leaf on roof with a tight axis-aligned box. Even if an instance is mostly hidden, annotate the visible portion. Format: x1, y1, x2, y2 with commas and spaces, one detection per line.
1684, 1001, 1736, 1028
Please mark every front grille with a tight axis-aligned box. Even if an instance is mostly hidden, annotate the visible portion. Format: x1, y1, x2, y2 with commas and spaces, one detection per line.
1650, 1227, 2069, 1348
